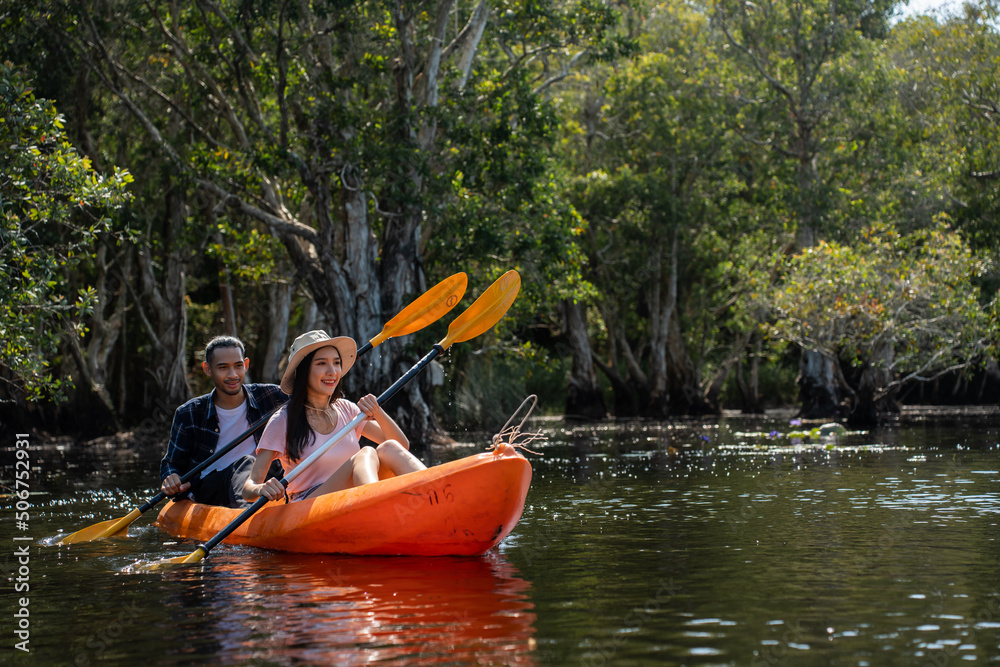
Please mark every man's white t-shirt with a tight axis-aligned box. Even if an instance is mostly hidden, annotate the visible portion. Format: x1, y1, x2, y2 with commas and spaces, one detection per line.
202, 401, 253, 477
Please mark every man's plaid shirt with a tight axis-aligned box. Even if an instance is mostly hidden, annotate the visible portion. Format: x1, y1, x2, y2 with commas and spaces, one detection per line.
159, 383, 288, 481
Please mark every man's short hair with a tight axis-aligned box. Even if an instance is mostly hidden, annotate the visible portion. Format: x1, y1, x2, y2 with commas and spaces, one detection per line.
205, 335, 246, 365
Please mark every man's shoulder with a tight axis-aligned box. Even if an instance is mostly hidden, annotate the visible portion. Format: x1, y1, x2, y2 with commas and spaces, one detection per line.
245, 383, 286, 397
245, 383, 289, 405
175, 391, 214, 415
169, 391, 214, 431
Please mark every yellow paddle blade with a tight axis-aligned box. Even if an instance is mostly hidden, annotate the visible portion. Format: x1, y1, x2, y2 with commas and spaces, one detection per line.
439, 270, 520, 351
57, 508, 142, 545
136, 546, 208, 572
368, 272, 467, 347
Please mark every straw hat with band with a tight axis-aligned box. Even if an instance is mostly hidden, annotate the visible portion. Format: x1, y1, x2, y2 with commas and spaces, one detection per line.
280, 330, 358, 395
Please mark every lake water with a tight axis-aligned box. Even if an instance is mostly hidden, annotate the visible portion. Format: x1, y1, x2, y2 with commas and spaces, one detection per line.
4, 408, 1000, 665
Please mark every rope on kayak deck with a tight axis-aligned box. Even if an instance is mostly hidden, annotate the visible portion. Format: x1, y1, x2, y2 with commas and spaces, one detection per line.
491, 394, 546, 455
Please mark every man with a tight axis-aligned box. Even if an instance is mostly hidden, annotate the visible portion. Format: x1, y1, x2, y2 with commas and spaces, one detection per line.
160, 335, 287, 507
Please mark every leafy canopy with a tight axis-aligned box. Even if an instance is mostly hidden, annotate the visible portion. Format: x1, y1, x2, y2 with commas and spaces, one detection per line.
0, 63, 133, 401
768, 220, 992, 382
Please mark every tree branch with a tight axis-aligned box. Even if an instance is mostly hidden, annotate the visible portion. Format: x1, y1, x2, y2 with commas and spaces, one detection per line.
445, 0, 489, 89
196, 0, 280, 147
143, 0, 252, 148
75, 14, 185, 167
533, 50, 586, 96
715, 13, 797, 104
196, 178, 321, 246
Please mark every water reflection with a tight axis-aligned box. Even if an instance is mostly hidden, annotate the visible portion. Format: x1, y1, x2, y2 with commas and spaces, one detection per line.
158, 551, 537, 665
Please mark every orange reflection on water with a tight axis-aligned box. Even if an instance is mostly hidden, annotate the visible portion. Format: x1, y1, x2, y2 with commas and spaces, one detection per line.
185, 551, 537, 665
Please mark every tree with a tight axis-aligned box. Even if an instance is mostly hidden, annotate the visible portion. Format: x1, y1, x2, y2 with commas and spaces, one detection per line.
887, 3, 1000, 404
0, 63, 132, 403
713, 0, 902, 417
564, 2, 747, 417
767, 221, 993, 424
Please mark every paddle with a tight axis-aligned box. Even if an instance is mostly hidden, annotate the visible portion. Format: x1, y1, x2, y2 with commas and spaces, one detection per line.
143, 270, 520, 569
57, 272, 468, 545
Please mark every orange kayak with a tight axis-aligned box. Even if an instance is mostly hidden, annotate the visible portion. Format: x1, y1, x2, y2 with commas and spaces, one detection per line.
155, 443, 532, 556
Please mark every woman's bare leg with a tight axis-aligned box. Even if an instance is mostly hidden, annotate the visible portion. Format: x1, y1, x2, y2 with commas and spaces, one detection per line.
310, 447, 379, 497
376, 440, 426, 475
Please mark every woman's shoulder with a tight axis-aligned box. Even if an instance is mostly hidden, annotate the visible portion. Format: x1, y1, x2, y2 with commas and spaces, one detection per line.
257, 405, 290, 453
262, 405, 290, 430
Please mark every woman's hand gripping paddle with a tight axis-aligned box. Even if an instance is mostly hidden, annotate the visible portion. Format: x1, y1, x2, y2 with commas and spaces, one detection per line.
140, 270, 519, 569
57, 273, 468, 545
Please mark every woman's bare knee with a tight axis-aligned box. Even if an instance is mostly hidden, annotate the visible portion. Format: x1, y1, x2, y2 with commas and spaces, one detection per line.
377, 440, 425, 473
354, 447, 379, 464
350, 447, 379, 485
376, 440, 404, 455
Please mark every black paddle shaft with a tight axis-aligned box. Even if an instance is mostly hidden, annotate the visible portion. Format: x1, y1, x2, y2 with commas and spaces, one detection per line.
140, 409, 277, 512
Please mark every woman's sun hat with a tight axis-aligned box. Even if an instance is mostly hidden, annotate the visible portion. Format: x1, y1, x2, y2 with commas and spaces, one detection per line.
280, 330, 358, 394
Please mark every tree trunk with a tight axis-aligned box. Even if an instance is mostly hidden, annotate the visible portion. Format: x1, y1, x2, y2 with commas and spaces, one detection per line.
987, 359, 1000, 407
592, 288, 650, 418
260, 281, 293, 384
848, 340, 898, 426
592, 353, 640, 418
702, 361, 732, 413
133, 186, 192, 410
644, 230, 678, 418
563, 299, 606, 420
591, 317, 645, 417
273, 173, 440, 445
218, 258, 238, 339
300, 298, 321, 333
702, 334, 752, 413
64, 240, 132, 431
70, 0, 519, 446
664, 313, 716, 415
735, 356, 748, 409
797, 349, 841, 418
733, 337, 765, 414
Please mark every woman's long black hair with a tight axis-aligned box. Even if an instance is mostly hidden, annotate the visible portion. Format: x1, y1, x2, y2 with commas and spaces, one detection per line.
285, 346, 346, 462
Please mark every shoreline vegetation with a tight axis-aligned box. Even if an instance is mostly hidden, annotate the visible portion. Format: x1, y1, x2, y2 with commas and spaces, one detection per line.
26, 404, 1000, 455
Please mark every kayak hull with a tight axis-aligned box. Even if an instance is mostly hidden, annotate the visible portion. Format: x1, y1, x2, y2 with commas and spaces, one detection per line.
155, 444, 532, 556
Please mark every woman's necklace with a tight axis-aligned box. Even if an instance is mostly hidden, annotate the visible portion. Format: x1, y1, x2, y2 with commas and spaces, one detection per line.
304, 402, 337, 429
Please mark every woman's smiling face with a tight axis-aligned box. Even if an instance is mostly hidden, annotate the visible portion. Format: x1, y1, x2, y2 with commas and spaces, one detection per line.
306, 345, 342, 402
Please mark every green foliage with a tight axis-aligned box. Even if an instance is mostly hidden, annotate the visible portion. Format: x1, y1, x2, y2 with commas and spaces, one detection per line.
434, 341, 569, 430
562, 3, 766, 395
714, 0, 905, 240
768, 220, 993, 378
0, 64, 133, 401
426, 70, 595, 324
206, 222, 283, 282
4, 0, 1000, 428
494, 0, 640, 65
890, 6, 1000, 254
719, 356, 799, 407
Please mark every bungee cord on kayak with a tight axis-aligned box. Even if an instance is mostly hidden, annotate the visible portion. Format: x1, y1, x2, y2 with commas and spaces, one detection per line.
491, 394, 546, 456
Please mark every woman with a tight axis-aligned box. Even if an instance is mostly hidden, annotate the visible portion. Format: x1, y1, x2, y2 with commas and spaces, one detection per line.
243, 330, 426, 503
